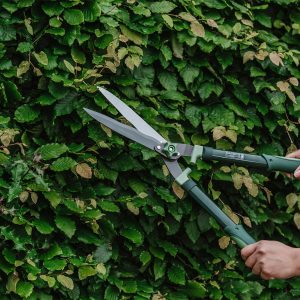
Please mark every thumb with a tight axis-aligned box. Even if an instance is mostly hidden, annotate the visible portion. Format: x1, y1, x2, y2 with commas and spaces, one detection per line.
294, 166, 300, 179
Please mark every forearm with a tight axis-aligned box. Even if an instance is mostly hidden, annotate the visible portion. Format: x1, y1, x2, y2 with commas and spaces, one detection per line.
291, 248, 300, 277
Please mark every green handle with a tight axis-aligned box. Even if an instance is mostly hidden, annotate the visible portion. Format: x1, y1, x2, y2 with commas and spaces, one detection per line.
262, 155, 300, 173
198, 147, 300, 173
181, 179, 256, 248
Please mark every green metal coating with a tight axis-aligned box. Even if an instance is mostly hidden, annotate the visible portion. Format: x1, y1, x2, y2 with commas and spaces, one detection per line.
262, 154, 300, 173
175, 168, 192, 185
162, 142, 180, 159
224, 224, 256, 248
191, 145, 204, 164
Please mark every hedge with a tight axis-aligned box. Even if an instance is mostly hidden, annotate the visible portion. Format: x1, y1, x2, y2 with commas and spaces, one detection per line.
1, 0, 300, 299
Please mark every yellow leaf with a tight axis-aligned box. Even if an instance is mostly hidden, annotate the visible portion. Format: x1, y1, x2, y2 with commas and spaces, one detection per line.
243, 216, 252, 228
127, 202, 140, 215
276, 80, 289, 92
218, 236, 230, 249
289, 77, 299, 86
241, 19, 253, 27
294, 213, 300, 230
178, 12, 196, 22
152, 291, 166, 300
243, 51, 255, 64
24, 18, 33, 35
57, 275, 74, 290
172, 182, 185, 199
17, 61, 30, 78
105, 61, 117, 73
225, 130, 237, 143
138, 192, 148, 199
237, 166, 249, 176
243, 146, 255, 152
120, 25, 143, 45
19, 191, 29, 203
220, 166, 231, 173
190, 21, 205, 38
286, 193, 298, 208
125, 56, 135, 70
223, 205, 239, 224
162, 165, 169, 176
212, 126, 226, 141
207, 19, 218, 28
286, 89, 296, 103
31, 192, 38, 204
232, 173, 243, 190
40, 275, 56, 288
96, 263, 106, 275
63, 60, 75, 74
76, 163, 92, 179
101, 124, 112, 137
261, 186, 272, 203
269, 52, 284, 66
117, 47, 128, 60
162, 14, 173, 27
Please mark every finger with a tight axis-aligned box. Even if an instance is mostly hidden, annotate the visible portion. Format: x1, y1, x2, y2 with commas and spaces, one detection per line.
294, 166, 300, 179
261, 272, 274, 280
241, 242, 258, 260
252, 261, 263, 276
245, 252, 258, 269
286, 149, 300, 158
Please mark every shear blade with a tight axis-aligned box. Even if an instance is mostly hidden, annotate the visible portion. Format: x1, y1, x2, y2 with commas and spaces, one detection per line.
84, 108, 160, 150
98, 87, 166, 144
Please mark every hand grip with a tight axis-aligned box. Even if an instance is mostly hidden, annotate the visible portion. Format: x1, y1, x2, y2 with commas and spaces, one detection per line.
181, 179, 256, 248
201, 147, 300, 173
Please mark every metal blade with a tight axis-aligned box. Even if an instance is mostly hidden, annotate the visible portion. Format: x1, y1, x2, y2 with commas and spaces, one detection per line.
84, 108, 160, 150
98, 87, 166, 143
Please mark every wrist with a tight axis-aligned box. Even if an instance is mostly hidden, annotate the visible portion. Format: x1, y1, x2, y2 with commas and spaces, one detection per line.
291, 247, 300, 277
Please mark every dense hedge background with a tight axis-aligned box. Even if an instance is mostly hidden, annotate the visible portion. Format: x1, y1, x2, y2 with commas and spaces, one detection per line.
1, 0, 300, 299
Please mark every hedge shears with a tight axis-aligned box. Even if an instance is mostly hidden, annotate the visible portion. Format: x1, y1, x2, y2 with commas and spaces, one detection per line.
84, 88, 300, 248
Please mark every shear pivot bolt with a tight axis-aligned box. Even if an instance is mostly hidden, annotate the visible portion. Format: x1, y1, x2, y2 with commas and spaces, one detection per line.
157, 146, 161, 150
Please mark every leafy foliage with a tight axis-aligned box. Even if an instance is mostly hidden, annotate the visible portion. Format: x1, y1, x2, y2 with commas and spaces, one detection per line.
0, 0, 300, 299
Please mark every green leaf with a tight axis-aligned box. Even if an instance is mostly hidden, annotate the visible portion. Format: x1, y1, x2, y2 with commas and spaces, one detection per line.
185, 105, 202, 127
38, 143, 68, 160
64, 9, 85, 25
98, 200, 120, 212
158, 71, 178, 90
168, 264, 186, 285
104, 286, 120, 300
0, 24, 16, 41
180, 65, 200, 86
185, 220, 200, 243
184, 280, 207, 298
17, 42, 33, 53
78, 266, 97, 280
15, 104, 39, 123
120, 228, 144, 245
16, 281, 34, 298
120, 25, 143, 45
44, 259, 67, 271
149, 1, 177, 13
33, 51, 48, 66
94, 242, 112, 263
32, 219, 54, 234
71, 46, 86, 64
50, 157, 77, 171
139, 251, 151, 266
55, 215, 76, 238
153, 259, 166, 280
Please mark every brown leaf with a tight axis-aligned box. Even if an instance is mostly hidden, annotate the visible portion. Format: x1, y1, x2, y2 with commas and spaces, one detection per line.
76, 163, 92, 179
207, 19, 218, 28
289, 77, 299, 86
269, 52, 284, 66
190, 21, 205, 38
286, 89, 296, 103
241, 19, 253, 27
243, 176, 259, 197
255, 50, 268, 61
276, 80, 289, 92
212, 126, 226, 141
243, 51, 255, 64
232, 173, 243, 190
172, 182, 185, 199
225, 130, 237, 144
178, 12, 196, 22
127, 202, 140, 215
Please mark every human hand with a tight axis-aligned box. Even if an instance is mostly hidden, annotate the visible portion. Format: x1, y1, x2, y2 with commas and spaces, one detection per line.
241, 240, 300, 280
286, 149, 300, 179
